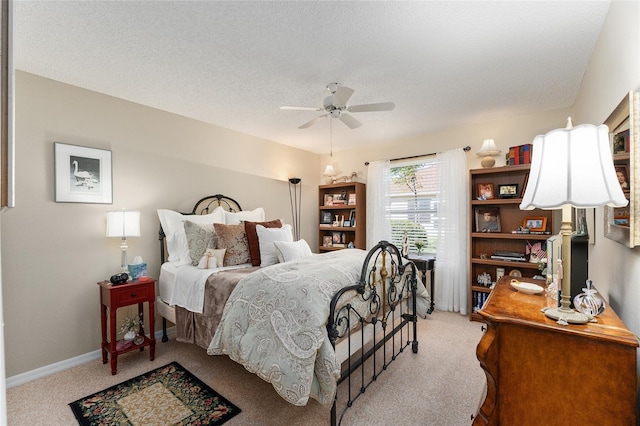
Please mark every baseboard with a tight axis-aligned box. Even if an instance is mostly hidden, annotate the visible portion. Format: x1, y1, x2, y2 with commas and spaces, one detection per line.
6, 328, 174, 389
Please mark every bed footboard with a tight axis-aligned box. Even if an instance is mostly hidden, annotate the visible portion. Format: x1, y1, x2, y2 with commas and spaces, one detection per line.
327, 240, 419, 426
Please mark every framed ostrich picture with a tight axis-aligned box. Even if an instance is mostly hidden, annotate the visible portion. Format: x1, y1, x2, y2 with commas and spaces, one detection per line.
54, 142, 113, 204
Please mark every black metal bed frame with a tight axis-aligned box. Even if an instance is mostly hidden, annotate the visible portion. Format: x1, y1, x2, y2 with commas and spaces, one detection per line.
327, 240, 419, 426
158, 196, 420, 425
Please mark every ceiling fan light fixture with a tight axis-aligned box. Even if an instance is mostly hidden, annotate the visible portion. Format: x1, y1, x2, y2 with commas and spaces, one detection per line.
281, 83, 395, 130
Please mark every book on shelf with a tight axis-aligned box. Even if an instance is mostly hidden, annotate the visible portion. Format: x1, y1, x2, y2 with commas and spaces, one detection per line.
491, 250, 526, 262
490, 255, 527, 262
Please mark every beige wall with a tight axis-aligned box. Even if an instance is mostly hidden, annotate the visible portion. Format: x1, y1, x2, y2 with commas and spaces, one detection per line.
4, 1, 639, 388
2, 71, 319, 377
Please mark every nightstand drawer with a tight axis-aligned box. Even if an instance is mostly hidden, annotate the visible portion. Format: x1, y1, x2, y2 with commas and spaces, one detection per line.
112, 286, 151, 305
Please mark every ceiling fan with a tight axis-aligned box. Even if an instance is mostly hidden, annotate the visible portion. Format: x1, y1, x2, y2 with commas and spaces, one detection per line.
280, 82, 395, 129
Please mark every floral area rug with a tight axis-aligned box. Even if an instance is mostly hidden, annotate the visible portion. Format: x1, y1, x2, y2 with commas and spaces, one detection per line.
69, 361, 241, 425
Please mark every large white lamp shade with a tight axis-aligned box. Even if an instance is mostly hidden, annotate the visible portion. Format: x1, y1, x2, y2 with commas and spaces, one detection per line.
520, 119, 627, 324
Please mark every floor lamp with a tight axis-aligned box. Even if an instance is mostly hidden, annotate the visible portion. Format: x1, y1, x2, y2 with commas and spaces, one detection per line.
288, 178, 301, 241
520, 118, 628, 324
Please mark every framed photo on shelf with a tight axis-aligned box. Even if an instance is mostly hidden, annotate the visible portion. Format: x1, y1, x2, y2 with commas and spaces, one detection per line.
497, 183, 518, 198
348, 193, 356, 205
333, 191, 347, 205
613, 129, 629, 154
322, 235, 333, 247
54, 142, 112, 204
323, 194, 334, 206
332, 231, 345, 247
520, 173, 530, 197
474, 208, 501, 233
349, 210, 356, 227
615, 165, 630, 191
320, 211, 333, 224
477, 182, 495, 200
523, 216, 547, 232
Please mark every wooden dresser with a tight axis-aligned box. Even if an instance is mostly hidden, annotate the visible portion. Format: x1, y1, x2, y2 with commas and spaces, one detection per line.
474, 276, 638, 425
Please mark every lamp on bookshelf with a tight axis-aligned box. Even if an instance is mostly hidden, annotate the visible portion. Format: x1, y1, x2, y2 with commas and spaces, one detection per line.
520, 117, 628, 324
477, 139, 501, 168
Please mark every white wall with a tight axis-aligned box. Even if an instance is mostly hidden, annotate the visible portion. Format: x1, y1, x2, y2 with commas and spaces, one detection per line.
2, 71, 319, 377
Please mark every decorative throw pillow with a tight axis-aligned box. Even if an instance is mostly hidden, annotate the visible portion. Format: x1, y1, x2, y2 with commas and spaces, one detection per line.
244, 219, 283, 266
274, 239, 313, 263
184, 220, 217, 266
197, 248, 226, 269
224, 207, 265, 225
256, 224, 293, 267
213, 223, 251, 266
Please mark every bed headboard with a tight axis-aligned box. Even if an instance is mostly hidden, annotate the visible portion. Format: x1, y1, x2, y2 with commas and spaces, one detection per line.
158, 194, 243, 263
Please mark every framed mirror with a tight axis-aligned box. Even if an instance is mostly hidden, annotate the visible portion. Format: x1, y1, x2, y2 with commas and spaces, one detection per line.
604, 91, 640, 247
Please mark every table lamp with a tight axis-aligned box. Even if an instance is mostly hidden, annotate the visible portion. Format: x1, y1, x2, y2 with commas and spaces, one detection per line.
520, 118, 628, 324
477, 139, 501, 168
106, 210, 141, 274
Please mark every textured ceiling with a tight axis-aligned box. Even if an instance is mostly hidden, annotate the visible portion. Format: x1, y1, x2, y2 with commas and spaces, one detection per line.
14, 1, 610, 154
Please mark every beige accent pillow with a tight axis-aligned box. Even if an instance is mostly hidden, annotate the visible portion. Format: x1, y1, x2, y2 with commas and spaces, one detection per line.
213, 223, 251, 266
197, 248, 226, 269
184, 220, 217, 266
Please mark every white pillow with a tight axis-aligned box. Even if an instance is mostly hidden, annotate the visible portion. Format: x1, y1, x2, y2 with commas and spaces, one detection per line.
274, 239, 313, 263
157, 207, 225, 263
225, 207, 265, 225
256, 224, 293, 267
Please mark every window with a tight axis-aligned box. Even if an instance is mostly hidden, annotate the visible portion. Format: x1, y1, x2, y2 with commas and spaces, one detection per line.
389, 158, 439, 254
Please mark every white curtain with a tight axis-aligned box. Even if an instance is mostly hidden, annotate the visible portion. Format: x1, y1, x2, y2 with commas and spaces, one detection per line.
434, 149, 469, 314
366, 160, 392, 249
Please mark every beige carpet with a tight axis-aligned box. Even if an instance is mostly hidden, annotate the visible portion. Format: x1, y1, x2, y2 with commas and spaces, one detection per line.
7, 310, 485, 425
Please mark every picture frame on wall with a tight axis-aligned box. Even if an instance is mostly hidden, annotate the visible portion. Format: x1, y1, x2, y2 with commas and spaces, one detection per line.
54, 142, 113, 204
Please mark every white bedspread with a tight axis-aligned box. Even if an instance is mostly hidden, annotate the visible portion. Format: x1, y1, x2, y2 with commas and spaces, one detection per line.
164, 263, 252, 313
207, 249, 371, 408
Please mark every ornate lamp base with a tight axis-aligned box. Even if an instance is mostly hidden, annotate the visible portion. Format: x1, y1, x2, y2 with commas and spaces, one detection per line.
541, 306, 591, 325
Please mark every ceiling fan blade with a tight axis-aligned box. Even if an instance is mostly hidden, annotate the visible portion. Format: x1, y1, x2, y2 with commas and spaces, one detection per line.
339, 113, 362, 129
347, 101, 396, 113
299, 114, 328, 129
332, 86, 355, 107
281, 106, 323, 111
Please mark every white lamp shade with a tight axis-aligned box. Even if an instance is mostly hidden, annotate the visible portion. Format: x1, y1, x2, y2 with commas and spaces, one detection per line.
520, 123, 628, 210
323, 165, 335, 176
106, 210, 141, 237
477, 139, 501, 156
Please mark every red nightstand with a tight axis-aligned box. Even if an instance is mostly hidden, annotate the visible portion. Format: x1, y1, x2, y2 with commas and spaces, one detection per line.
98, 278, 156, 374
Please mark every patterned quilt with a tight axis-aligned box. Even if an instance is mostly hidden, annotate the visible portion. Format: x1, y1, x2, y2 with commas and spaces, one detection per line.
207, 249, 371, 407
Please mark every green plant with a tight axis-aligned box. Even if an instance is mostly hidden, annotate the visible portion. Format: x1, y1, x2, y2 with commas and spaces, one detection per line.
414, 239, 425, 254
